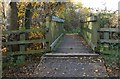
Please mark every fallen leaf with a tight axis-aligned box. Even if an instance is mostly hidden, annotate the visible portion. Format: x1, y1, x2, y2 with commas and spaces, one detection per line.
95, 69, 99, 73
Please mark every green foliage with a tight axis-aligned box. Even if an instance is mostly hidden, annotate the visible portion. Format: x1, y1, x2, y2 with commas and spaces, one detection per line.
63, 2, 91, 33
3, 55, 25, 67
97, 11, 119, 67
2, 2, 66, 68
98, 43, 119, 67
16, 56, 25, 64
66, 27, 81, 33
2, 2, 119, 70
102, 54, 119, 67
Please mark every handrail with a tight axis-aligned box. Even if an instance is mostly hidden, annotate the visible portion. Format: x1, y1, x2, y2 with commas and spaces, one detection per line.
98, 28, 119, 32
2, 39, 47, 45
99, 39, 119, 43
50, 33, 63, 50
2, 29, 44, 34
2, 16, 64, 56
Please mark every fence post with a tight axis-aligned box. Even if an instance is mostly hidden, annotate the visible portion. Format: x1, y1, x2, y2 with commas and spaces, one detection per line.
95, 16, 103, 52
14, 33, 26, 64
104, 23, 109, 50
20, 34, 25, 52
45, 16, 51, 52
92, 19, 100, 51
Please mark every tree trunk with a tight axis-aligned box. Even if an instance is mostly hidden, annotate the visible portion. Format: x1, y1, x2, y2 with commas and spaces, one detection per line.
25, 3, 33, 29
24, 3, 33, 49
8, 2, 19, 52
9, 2, 19, 30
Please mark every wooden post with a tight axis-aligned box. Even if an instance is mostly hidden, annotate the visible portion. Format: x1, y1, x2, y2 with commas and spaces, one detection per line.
92, 18, 100, 51
16, 33, 26, 64
50, 21, 54, 45
104, 24, 109, 50
20, 34, 25, 52
45, 16, 51, 52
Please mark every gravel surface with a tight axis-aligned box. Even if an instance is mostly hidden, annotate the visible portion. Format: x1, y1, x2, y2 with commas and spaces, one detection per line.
33, 57, 108, 77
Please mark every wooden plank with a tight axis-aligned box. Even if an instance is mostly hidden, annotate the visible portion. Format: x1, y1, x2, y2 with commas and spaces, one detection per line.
2, 39, 47, 45
5, 49, 49, 56
2, 29, 44, 34
98, 28, 119, 32
99, 39, 119, 43
44, 53, 99, 57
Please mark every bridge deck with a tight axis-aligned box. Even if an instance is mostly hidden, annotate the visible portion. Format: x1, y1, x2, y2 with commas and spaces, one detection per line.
33, 34, 108, 77
54, 34, 92, 53
33, 57, 108, 77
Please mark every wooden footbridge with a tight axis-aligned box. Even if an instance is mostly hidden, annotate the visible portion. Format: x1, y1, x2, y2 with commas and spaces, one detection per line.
33, 34, 108, 77
2, 15, 119, 77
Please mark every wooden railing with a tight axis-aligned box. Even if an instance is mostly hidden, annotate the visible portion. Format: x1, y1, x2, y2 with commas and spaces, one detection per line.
98, 28, 119, 43
80, 15, 119, 53
97, 28, 119, 54
80, 14, 119, 65
80, 15, 99, 51
3, 29, 48, 56
2, 16, 64, 56
46, 16, 64, 51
